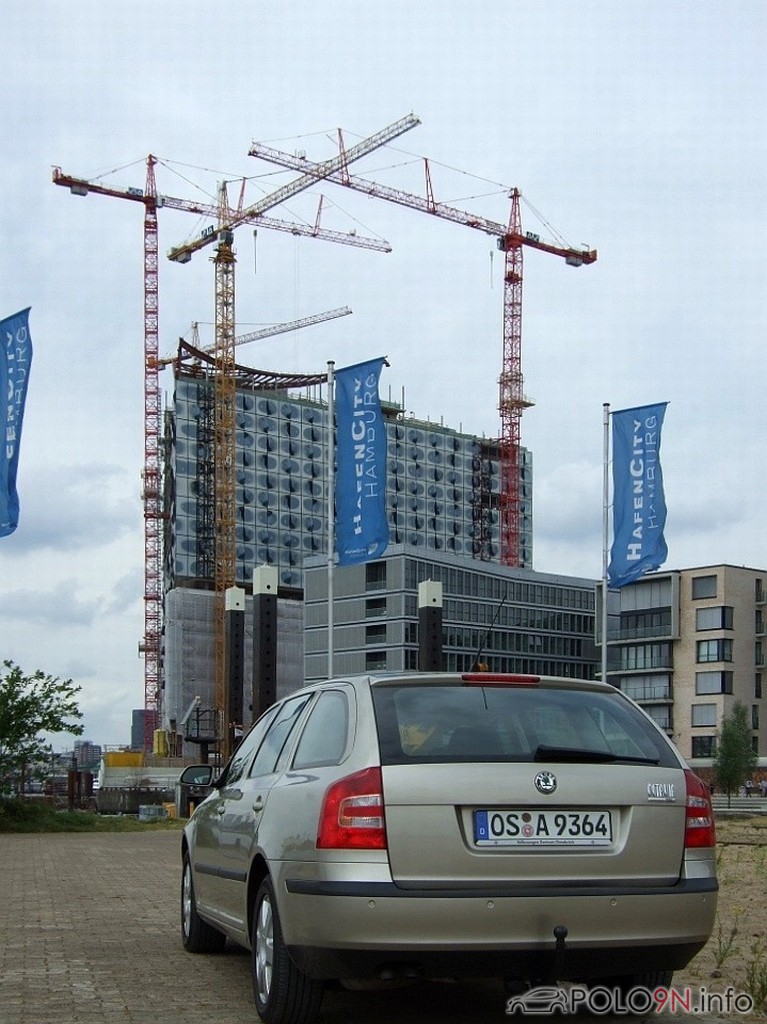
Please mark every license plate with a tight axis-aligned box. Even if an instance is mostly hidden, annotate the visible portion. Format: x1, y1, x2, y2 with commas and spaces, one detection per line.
473, 809, 613, 847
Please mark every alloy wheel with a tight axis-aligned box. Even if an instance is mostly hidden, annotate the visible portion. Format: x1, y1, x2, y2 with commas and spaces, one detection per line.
254, 891, 274, 1003
181, 861, 192, 938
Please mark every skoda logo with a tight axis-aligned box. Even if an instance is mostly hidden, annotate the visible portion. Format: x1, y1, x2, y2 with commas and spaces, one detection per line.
534, 771, 557, 795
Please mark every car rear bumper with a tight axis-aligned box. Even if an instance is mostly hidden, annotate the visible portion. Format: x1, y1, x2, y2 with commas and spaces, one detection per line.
281, 877, 717, 981
288, 940, 708, 983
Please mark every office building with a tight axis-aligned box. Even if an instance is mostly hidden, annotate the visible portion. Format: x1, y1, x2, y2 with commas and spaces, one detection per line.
304, 546, 598, 683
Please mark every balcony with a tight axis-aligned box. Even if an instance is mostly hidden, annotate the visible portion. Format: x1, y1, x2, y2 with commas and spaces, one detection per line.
622, 685, 672, 703
607, 624, 675, 642
608, 654, 674, 673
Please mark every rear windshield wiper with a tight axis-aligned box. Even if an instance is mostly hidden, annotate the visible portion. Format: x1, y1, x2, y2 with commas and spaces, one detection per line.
533, 744, 660, 765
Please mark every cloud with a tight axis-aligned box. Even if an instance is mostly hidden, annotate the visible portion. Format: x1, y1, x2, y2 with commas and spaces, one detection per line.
4, 463, 139, 555
0, 579, 100, 627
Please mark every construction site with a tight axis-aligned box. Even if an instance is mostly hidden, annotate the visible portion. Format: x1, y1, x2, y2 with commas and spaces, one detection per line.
53, 112, 597, 777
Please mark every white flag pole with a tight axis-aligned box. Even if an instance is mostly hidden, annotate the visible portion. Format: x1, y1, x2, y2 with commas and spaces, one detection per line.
327, 361, 335, 679
602, 402, 610, 684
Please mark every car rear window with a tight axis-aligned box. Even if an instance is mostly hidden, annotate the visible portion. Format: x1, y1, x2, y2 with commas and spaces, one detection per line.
371, 684, 678, 768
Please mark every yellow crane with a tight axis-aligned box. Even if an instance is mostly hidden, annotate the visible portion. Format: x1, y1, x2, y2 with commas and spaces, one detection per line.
167, 115, 420, 758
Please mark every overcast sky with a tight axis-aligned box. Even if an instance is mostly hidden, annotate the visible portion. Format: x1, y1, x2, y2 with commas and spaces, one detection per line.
1, 2, 765, 747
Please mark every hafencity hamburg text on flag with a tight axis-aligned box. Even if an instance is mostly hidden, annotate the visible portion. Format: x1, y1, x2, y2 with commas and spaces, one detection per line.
334, 357, 389, 566
608, 402, 668, 588
1, 307, 32, 538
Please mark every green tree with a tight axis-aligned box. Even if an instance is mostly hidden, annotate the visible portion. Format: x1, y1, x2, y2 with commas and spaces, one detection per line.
713, 701, 758, 806
0, 660, 83, 794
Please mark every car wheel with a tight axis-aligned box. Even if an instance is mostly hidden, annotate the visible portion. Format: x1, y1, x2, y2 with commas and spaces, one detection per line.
252, 876, 324, 1024
181, 851, 226, 953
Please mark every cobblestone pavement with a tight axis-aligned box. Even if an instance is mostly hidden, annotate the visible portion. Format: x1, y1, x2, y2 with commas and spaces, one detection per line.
0, 831, 746, 1024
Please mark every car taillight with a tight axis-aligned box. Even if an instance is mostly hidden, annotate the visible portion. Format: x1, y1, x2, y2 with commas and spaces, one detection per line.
684, 769, 716, 848
316, 766, 387, 850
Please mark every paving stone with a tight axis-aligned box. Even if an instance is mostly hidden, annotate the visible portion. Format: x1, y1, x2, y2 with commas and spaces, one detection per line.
0, 831, 741, 1023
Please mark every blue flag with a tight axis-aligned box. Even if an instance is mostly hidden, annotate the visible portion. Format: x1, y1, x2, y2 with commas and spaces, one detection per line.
1, 308, 33, 538
335, 357, 389, 566
608, 402, 668, 588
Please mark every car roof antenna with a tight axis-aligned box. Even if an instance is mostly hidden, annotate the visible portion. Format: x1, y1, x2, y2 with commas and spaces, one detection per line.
471, 590, 508, 672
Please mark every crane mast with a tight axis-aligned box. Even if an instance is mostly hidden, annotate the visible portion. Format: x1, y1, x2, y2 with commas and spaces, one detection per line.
212, 196, 237, 751
141, 156, 162, 751
498, 189, 529, 566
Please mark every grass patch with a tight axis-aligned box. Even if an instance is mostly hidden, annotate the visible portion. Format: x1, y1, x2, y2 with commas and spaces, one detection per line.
0, 798, 185, 833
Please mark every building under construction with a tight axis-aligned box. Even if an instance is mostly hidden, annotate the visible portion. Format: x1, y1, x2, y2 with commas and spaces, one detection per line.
53, 114, 597, 760
160, 345, 545, 750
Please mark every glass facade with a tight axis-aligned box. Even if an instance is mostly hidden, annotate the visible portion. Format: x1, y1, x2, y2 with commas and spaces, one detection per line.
303, 549, 597, 683
166, 375, 533, 589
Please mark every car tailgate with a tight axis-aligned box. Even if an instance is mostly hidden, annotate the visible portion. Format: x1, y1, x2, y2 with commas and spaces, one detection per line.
381, 762, 687, 888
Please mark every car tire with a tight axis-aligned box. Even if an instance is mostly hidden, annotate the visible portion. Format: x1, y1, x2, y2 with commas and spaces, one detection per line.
181, 851, 226, 953
252, 876, 324, 1024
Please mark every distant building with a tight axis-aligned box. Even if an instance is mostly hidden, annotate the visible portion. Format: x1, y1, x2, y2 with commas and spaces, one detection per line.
73, 740, 102, 773
603, 564, 767, 771
131, 709, 155, 751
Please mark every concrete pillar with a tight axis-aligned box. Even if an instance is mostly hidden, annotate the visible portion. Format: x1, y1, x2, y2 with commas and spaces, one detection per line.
252, 566, 278, 720
418, 579, 444, 672
225, 587, 246, 750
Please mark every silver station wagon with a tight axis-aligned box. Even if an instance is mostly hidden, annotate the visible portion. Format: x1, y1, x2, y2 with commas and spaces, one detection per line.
180, 672, 717, 1024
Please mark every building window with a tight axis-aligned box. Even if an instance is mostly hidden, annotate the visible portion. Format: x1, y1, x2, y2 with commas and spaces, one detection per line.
619, 643, 671, 671
753, 705, 760, 731
365, 624, 386, 645
691, 704, 717, 728
696, 606, 733, 631
696, 638, 733, 663
365, 651, 387, 670
757, 610, 764, 636
756, 673, 763, 699
365, 561, 387, 592
757, 641, 765, 667
621, 675, 671, 701
757, 578, 765, 604
696, 671, 733, 695
643, 705, 671, 730
365, 597, 387, 618
691, 735, 717, 758
692, 575, 717, 600
618, 609, 672, 640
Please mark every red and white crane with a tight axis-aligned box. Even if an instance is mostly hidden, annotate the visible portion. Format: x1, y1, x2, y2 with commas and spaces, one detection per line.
51, 154, 393, 751
247, 140, 597, 566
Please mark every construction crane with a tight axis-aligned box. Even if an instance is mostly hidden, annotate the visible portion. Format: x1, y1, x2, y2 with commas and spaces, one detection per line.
165, 114, 419, 264
167, 114, 420, 759
51, 158, 391, 753
157, 306, 353, 368
247, 140, 597, 567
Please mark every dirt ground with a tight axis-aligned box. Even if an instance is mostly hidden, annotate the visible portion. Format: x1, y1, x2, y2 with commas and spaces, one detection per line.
675, 815, 767, 1008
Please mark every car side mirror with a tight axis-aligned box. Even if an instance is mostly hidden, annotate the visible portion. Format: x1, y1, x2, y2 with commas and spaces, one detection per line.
179, 764, 214, 787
